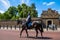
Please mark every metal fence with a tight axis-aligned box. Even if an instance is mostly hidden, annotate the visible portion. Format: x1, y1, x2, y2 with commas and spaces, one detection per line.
0, 20, 21, 30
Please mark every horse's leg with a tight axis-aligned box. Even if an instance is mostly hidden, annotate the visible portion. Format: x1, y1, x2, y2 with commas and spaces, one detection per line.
20, 28, 25, 37
35, 29, 38, 37
38, 28, 43, 37
25, 28, 29, 37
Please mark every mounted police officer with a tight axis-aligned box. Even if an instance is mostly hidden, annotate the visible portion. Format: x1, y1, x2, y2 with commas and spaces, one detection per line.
26, 12, 32, 27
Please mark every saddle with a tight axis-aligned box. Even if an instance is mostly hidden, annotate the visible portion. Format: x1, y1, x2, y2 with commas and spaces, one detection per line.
27, 22, 32, 28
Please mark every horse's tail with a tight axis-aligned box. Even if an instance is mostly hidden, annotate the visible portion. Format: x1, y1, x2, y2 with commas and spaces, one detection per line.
39, 24, 44, 32
40, 24, 44, 32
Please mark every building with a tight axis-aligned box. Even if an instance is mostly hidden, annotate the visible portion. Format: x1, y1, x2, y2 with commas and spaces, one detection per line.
41, 8, 60, 27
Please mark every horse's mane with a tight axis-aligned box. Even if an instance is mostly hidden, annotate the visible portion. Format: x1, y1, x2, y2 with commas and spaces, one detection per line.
32, 21, 41, 25
33, 21, 40, 23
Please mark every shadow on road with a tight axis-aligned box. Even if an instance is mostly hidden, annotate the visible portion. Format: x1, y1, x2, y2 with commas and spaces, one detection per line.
27, 36, 52, 39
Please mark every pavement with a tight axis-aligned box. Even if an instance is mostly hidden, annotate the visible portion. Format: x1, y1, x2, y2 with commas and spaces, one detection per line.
0, 26, 60, 32
0, 28, 60, 40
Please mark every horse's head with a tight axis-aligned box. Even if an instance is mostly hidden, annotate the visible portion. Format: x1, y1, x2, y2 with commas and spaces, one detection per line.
17, 20, 26, 25
17, 20, 22, 25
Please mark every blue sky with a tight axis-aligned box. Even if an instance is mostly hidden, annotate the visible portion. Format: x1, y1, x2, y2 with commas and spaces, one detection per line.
0, 0, 60, 17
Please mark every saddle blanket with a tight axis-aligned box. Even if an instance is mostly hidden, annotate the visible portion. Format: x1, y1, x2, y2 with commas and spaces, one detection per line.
28, 22, 32, 27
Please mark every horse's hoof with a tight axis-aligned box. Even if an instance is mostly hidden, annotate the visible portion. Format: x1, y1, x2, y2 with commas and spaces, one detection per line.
27, 36, 28, 38
19, 36, 21, 38
27, 37, 28, 38
20, 36, 21, 38
35, 36, 38, 38
35, 36, 37, 38
27, 35, 29, 38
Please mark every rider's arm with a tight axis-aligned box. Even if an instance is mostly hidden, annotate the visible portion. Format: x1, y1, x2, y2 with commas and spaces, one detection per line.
26, 15, 30, 21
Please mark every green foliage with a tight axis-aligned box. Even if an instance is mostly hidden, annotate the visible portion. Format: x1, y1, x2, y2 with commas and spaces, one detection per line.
0, 13, 4, 20
8, 6, 18, 17
11, 16, 16, 20
0, 3, 38, 20
11, 16, 19, 20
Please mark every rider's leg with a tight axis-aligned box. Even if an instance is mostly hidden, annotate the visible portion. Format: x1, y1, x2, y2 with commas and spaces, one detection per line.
26, 21, 28, 27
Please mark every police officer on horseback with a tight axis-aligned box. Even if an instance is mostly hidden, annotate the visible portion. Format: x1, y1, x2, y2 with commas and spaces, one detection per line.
26, 12, 32, 27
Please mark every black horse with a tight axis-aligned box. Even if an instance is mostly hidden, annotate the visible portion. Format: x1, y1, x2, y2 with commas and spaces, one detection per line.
17, 20, 44, 38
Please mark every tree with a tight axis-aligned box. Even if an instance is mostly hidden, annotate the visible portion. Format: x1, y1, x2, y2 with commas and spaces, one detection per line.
2, 6, 18, 20
17, 5, 22, 13
0, 13, 3, 20
2, 3, 38, 20
17, 3, 38, 18
30, 3, 38, 17
17, 4, 28, 18
31, 3, 36, 10
8, 6, 18, 18
3, 11, 11, 20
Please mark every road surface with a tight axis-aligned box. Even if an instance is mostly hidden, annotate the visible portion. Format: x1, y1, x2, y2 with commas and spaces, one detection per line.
0, 29, 60, 40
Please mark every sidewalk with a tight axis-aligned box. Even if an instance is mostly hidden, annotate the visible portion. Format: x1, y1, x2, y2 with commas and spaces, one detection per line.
0, 27, 60, 32
28, 28, 60, 32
